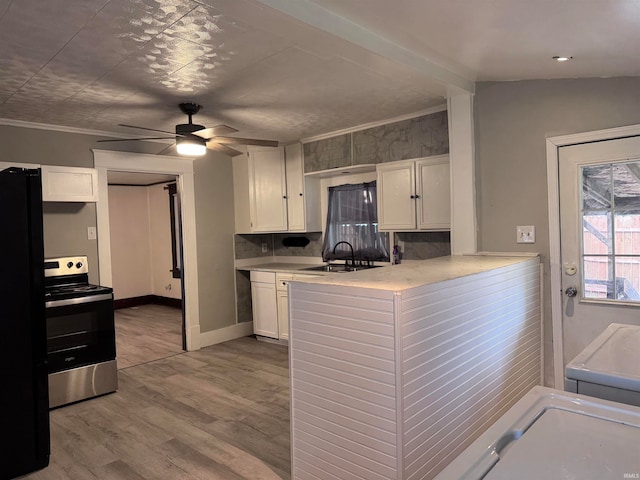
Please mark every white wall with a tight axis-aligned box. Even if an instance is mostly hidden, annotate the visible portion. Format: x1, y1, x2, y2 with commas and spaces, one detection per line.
108, 183, 181, 301
108, 185, 152, 300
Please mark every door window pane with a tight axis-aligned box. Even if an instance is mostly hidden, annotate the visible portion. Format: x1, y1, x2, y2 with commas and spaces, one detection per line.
614, 256, 640, 300
614, 212, 640, 254
582, 212, 611, 254
613, 162, 640, 208
582, 164, 611, 209
583, 255, 613, 299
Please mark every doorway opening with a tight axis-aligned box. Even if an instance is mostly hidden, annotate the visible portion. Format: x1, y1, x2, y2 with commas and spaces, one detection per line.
106, 170, 185, 368
93, 149, 201, 356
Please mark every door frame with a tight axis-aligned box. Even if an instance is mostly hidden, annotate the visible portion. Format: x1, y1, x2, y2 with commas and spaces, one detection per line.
92, 149, 201, 351
546, 124, 640, 388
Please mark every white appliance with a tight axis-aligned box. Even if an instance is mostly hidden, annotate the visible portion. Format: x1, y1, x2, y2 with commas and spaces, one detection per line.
435, 386, 640, 479
565, 322, 640, 407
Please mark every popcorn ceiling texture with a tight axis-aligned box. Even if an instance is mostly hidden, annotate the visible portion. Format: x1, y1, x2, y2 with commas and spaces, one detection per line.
0, 0, 443, 144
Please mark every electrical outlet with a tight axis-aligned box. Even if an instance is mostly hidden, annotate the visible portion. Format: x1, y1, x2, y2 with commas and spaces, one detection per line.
261, 242, 268, 253
87, 226, 97, 240
516, 225, 535, 244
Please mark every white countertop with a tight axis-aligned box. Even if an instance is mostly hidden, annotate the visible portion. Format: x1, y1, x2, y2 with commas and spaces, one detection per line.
236, 262, 330, 275
290, 254, 538, 291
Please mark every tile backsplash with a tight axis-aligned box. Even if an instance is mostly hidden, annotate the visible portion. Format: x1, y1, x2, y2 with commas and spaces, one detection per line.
235, 231, 450, 261
235, 233, 322, 259
396, 231, 451, 260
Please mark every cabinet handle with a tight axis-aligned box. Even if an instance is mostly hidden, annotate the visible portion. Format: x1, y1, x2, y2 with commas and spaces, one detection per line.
410, 195, 421, 199
415, 194, 420, 199
283, 195, 288, 199
299, 193, 303, 196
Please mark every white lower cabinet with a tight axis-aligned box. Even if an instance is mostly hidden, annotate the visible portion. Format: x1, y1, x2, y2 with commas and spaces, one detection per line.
276, 274, 293, 340
251, 270, 323, 340
250, 271, 278, 338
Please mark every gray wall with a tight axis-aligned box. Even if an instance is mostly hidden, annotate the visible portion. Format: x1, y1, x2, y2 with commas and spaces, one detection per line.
192, 152, 237, 332
0, 124, 160, 284
0, 124, 237, 335
474, 76, 640, 385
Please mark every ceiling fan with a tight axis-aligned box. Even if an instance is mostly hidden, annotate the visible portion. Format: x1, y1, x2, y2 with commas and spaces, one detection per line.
97, 102, 278, 156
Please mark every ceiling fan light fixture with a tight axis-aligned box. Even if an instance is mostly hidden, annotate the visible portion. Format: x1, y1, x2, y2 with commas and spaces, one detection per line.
553, 55, 573, 62
176, 136, 206, 156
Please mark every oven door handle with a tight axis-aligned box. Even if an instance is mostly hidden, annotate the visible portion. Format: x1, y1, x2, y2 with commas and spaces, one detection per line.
46, 293, 113, 308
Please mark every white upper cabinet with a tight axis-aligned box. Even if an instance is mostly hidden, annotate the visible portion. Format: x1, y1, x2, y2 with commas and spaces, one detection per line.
41, 165, 98, 202
234, 144, 321, 233
416, 156, 451, 230
377, 154, 450, 231
377, 160, 417, 231
285, 143, 306, 232
285, 143, 321, 232
248, 146, 288, 232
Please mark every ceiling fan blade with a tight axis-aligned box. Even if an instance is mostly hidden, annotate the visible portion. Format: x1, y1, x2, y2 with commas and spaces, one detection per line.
156, 143, 177, 155
213, 136, 279, 147
118, 124, 178, 136
192, 125, 239, 139
97, 137, 175, 142
206, 141, 242, 156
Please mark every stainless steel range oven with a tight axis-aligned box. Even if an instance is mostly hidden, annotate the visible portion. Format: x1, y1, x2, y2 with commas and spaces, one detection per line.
44, 256, 117, 408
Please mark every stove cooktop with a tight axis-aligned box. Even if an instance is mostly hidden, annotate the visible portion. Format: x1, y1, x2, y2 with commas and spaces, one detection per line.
45, 283, 113, 301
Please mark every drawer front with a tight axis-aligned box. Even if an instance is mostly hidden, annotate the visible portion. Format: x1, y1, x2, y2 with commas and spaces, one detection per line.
250, 271, 275, 283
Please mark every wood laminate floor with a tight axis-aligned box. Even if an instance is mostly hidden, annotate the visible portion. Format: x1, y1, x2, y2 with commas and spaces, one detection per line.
115, 304, 184, 369
25, 337, 291, 480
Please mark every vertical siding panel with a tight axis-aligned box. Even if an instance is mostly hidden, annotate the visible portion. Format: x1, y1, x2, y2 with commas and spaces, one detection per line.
290, 283, 398, 479
290, 257, 541, 480
400, 259, 541, 479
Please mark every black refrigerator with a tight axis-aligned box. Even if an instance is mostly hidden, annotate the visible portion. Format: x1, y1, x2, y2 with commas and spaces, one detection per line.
0, 168, 50, 478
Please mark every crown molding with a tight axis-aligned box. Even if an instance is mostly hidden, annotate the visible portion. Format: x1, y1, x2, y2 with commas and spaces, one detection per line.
0, 118, 171, 143
300, 104, 448, 143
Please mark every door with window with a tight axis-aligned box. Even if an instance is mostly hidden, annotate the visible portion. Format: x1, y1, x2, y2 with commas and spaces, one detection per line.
559, 136, 640, 366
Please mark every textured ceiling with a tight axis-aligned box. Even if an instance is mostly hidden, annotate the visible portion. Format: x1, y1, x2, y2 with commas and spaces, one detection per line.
1, 0, 639, 146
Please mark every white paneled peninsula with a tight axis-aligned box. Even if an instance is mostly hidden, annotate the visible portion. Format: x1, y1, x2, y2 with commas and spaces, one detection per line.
288, 254, 541, 480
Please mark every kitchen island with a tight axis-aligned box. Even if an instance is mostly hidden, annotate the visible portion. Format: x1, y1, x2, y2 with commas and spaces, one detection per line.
288, 254, 541, 480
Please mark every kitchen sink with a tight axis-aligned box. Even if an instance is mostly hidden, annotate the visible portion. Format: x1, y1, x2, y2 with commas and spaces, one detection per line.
302, 264, 383, 273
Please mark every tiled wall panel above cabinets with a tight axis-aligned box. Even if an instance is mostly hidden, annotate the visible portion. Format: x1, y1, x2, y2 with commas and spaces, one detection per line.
353, 110, 449, 165
302, 110, 449, 173
303, 133, 350, 173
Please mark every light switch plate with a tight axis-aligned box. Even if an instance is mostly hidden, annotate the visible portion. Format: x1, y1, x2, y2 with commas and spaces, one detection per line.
87, 226, 97, 240
516, 225, 535, 244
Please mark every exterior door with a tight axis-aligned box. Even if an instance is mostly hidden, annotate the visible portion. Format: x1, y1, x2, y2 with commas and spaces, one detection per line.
559, 136, 640, 366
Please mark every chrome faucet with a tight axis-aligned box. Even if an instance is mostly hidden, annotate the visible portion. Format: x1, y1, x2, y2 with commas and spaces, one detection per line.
333, 241, 356, 267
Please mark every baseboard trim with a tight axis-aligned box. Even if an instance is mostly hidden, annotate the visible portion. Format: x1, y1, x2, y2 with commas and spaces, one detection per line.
199, 322, 254, 348
114, 295, 182, 310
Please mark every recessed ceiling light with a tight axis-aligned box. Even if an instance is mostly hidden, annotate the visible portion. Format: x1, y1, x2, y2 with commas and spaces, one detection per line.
553, 56, 573, 62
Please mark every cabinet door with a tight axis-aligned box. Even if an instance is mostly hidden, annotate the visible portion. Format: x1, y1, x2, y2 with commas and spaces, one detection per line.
41, 165, 98, 202
416, 155, 451, 230
251, 281, 278, 338
377, 160, 416, 231
249, 147, 287, 232
285, 143, 306, 232
276, 290, 289, 340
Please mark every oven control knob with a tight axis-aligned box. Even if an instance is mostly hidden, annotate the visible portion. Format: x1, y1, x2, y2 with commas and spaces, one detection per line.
76, 261, 83, 269
67, 262, 74, 269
